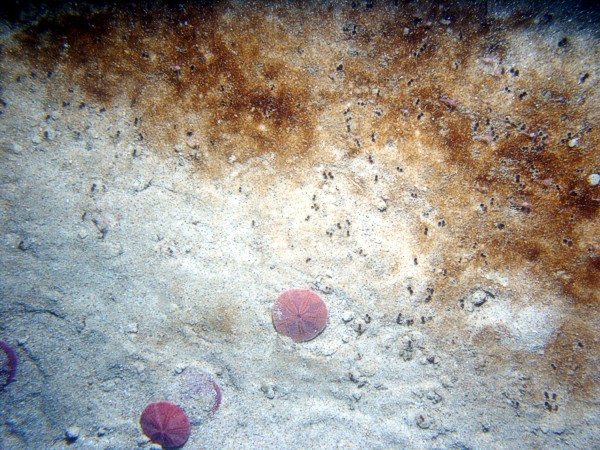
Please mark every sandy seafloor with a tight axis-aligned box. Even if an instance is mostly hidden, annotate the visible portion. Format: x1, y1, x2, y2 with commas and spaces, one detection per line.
0, 0, 599, 448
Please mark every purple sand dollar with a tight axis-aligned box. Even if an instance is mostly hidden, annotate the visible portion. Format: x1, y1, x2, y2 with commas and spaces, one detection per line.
273, 289, 328, 342
140, 401, 191, 449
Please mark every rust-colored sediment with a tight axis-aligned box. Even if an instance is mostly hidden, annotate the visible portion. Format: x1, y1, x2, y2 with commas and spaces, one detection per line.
3, 0, 598, 397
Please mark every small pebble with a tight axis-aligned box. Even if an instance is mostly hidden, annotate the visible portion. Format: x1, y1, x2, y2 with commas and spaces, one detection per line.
77, 227, 89, 239
125, 322, 139, 334
65, 426, 81, 442
341, 311, 355, 323
588, 173, 600, 186
470, 290, 489, 307
0, 141, 22, 154
426, 390, 442, 404
136, 436, 151, 446
416, 415, 432, 429
464, 289, 494, 311
174, 363, 187, 374
260, 384, 275, 399
375, 197, 388, 212
567, 138, 579, 147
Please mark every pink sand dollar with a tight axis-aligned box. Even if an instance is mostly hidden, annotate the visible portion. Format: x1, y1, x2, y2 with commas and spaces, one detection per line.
140, 401, 190, 448
273, 289, 328, 342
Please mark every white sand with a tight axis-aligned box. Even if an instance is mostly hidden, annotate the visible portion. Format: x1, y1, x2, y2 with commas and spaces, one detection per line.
0, 1, 598, 448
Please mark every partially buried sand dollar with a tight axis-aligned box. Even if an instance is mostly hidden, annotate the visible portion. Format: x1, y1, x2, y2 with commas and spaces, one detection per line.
272, 289, 328, 342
